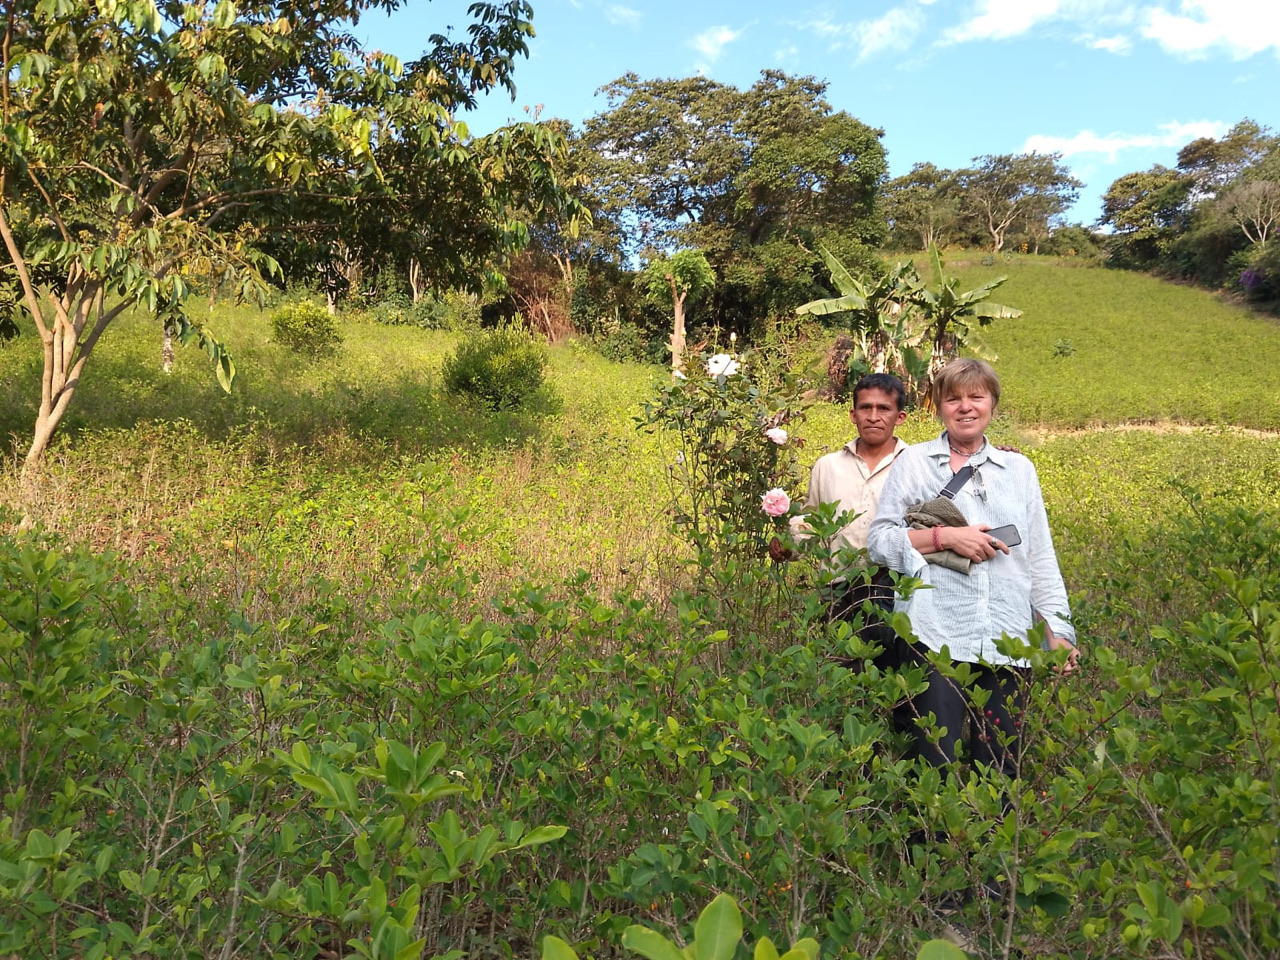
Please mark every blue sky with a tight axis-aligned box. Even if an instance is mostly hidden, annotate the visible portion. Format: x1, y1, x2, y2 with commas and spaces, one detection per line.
359, 0, 1280, 224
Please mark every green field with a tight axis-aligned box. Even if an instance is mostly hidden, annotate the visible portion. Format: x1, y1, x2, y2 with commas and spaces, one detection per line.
945, 254, 1280, 429
3, 266, 1280, 959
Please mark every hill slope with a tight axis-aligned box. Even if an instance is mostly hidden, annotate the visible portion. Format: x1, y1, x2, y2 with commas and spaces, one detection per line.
940, 255, 1280, 430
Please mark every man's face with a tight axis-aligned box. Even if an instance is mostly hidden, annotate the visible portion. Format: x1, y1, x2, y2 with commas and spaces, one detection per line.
851, 387, 907, 446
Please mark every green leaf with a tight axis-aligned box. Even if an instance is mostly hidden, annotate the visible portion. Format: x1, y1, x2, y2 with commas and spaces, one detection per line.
622, 926, 686, 960
817, 245, 860, 297
513, 825, 567, 849
293, 773, 338, 802
1196, 904, 1230, 928
1033, 891, 1071, 917
118, 869, 143, 895
395, 938, 428, 960
754, 939, 779, 960
916, 940, 968, 960
795, 293, 867, 317
542, 935, 579, 960
693, 893, 742, 960
212, 0, 236, 29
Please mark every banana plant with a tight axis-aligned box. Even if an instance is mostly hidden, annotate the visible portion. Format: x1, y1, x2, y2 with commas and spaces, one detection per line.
796, 247, 927, 383
914, 244, 1022, 400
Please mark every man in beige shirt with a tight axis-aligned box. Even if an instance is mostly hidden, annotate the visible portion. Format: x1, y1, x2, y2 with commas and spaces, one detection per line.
772, 373, 909, 668
798, 372, 909, 562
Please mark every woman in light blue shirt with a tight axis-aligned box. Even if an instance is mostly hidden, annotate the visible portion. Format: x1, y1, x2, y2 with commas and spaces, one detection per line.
868, 358, 1078, 773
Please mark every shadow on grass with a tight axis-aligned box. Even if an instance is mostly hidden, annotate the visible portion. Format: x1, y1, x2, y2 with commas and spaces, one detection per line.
0, 329, 557, 466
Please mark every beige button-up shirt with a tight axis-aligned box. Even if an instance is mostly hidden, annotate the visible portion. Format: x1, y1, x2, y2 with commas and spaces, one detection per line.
791, 437, 908, 573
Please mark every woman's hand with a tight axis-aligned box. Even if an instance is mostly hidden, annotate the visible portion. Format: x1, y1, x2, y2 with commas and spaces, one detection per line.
940, 524, 1010, 563
1047, 633, 1080, 673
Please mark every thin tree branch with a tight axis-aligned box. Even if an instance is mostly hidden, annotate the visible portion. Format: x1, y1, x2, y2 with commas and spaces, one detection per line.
135, 143, 197, 226
0, 205, 51, 340
26, 166, 72, 242
1, 0, 15, 128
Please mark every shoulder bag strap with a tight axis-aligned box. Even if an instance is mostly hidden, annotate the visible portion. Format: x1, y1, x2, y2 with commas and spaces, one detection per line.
938, 464, 974, 501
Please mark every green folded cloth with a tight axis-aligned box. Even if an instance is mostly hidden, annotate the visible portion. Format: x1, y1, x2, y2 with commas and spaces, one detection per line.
906, 497, 972, 575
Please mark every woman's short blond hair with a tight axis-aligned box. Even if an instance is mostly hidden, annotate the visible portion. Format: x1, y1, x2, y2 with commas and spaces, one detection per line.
930, 358, 1002, 410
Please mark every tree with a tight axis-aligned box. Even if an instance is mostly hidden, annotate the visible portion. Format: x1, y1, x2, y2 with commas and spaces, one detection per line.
797, 245, 1019, 403
913, 245, 1021, 392
579, 71, 886, 331
796, 249, 924, 388
1098, 166, 1193, 266
1220, 180, 1280, 248
643, 249, 715, 376
1, 0, 569, 474
956, 153, 1082, 252
581, 73, 744, 254
1177, 119, 1279, 199
883, 163, 960, 251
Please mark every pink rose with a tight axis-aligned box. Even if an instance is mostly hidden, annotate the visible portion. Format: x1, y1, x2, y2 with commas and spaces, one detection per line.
764, 427, 788, 445
761, 487, 790, 517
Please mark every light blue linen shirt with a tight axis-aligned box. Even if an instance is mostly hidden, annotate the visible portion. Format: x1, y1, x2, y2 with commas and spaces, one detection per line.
867, 432, 1075, 665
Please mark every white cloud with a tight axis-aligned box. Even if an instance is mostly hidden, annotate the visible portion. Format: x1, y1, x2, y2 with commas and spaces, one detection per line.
792, 6, 923, 62
690, 25, 743, 62
774, 41, 801, 63
855, 7, 922, 60
1090, 33, 1132, 52
1141, 0, 1280, 60
944, 0, 1063, 43
604, 4, 642, 28
940, 0, 1280, 59
1022, 119, 1231, 161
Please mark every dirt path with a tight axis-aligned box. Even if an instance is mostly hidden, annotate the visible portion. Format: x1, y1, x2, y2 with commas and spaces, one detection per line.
1021, 420, 1280, 443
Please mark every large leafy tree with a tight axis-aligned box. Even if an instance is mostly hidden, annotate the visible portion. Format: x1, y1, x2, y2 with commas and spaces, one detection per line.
956, 152, 1081, 252
883, 162, 960, 251
578, 71, 886, 331
1177, 119, 1279, 199
1, 0, 569, 474
1098, 166, 1193, 266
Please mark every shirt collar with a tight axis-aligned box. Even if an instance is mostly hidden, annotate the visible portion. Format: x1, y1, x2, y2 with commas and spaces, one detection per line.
926, 431, 1009, 468
843, 435, 908, 463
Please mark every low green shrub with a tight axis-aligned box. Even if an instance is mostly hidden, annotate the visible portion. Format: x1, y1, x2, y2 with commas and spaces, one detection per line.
369, 291, 485, 331
442, 327, 550, 410
269, 299, 343, 355
597, 320, 659, 365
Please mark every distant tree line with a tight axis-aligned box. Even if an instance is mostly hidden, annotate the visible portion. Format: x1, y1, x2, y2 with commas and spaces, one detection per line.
1098, 119, 1280, 305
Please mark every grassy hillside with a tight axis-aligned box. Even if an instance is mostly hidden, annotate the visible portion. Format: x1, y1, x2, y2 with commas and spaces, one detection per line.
939, 254, 1280, 429
4, 285, 1278, 606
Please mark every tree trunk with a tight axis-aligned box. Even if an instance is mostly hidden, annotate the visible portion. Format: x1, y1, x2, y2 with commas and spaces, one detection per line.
162, 325, 175, 373
408, 257, 426, 303
23, 307, 94, 474
669, 276, 687, 377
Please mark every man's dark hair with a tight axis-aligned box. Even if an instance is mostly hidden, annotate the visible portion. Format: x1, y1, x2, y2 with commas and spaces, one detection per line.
852, 373, 907, 411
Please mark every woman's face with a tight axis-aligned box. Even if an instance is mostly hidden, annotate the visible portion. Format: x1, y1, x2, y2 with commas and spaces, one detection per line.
939, 383, 995, 445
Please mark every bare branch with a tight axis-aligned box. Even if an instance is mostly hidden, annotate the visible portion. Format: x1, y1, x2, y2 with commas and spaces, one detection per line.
76, 160, 150, 207
26, 167, 73, 242
0, 204, 52, 340
1, 0, 15, 128
135, 143, 197, 227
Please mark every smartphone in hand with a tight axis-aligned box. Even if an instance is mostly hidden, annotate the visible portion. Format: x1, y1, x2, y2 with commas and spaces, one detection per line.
987, 523, 1021, 547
